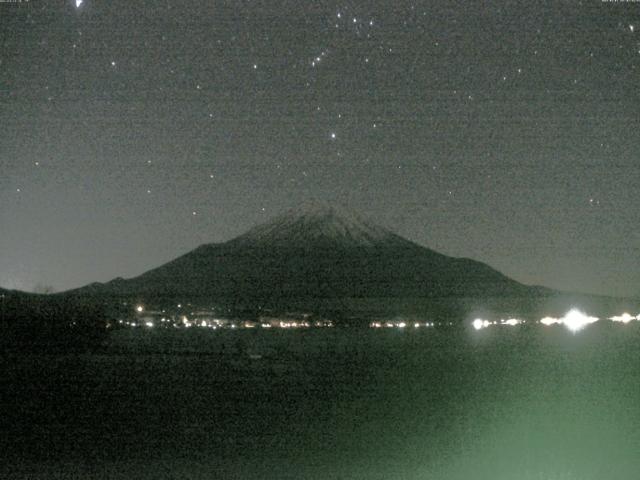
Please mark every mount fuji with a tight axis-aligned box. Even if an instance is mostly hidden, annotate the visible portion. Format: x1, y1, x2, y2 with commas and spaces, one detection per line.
68, 202, 551, 314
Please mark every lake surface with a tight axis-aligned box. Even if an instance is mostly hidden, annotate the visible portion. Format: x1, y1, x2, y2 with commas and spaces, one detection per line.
2, 325, 640, 479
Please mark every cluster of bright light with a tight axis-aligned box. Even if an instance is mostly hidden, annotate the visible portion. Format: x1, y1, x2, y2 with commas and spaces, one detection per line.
538, 309, 599, 332
501, 318, 523, 326
311, 51, 328, 67
472, 319, 492, 330
474, 309, 640, 331
540, 316, 562, 326
122, 314, 334, 330
609, 313, 640, 324
278, 321, 310, 328
370, 321, 436, 329
563, 309, 599, 332
472, 318, 524, 330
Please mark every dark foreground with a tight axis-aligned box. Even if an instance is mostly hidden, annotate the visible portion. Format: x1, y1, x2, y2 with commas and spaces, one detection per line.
2, 325, 640, 479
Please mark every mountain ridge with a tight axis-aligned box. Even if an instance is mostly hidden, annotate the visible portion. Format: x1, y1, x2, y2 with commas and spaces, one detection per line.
65, 202, 536, 302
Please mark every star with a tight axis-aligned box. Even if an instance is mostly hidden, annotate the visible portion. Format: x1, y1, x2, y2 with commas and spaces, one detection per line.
630, 25, 635, 33
330, 132, 336, 139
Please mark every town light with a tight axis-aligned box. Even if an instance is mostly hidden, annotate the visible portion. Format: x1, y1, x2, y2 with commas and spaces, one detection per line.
472, 318, 490, 330
563, 309, 598, 332
610, 313, 636, 324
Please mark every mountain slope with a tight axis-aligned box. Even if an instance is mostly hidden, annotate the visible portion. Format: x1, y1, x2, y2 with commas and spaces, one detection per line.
69, 202, 534, 304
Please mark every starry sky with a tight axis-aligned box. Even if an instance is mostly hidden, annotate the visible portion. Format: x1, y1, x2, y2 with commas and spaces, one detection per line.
1, 0, 638, 297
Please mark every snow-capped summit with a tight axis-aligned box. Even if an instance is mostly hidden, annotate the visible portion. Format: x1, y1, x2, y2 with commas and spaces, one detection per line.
231, 201, 410, 248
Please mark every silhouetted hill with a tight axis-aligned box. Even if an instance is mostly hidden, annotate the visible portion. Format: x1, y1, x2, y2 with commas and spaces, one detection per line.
0, 288, 108, 351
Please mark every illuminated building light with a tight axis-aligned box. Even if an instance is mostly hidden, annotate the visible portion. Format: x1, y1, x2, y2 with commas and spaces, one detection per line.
562, 309, 599, 332
501, 318, 522, 326
145, 321, 154, 328
472, 318, 491, 330
397, 322, 406, 328
610, 313, 636, 324
135, 305, 144, 313
540, 316, 561, 326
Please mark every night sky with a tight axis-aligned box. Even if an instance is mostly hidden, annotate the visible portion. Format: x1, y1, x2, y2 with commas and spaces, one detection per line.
1, 0, 638, 297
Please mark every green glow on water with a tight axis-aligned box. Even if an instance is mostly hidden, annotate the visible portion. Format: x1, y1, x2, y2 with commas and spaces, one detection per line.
3, 325, 640, 479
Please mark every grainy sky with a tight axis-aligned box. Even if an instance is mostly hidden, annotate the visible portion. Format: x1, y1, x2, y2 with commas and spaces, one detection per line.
1, 0, 638, 296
